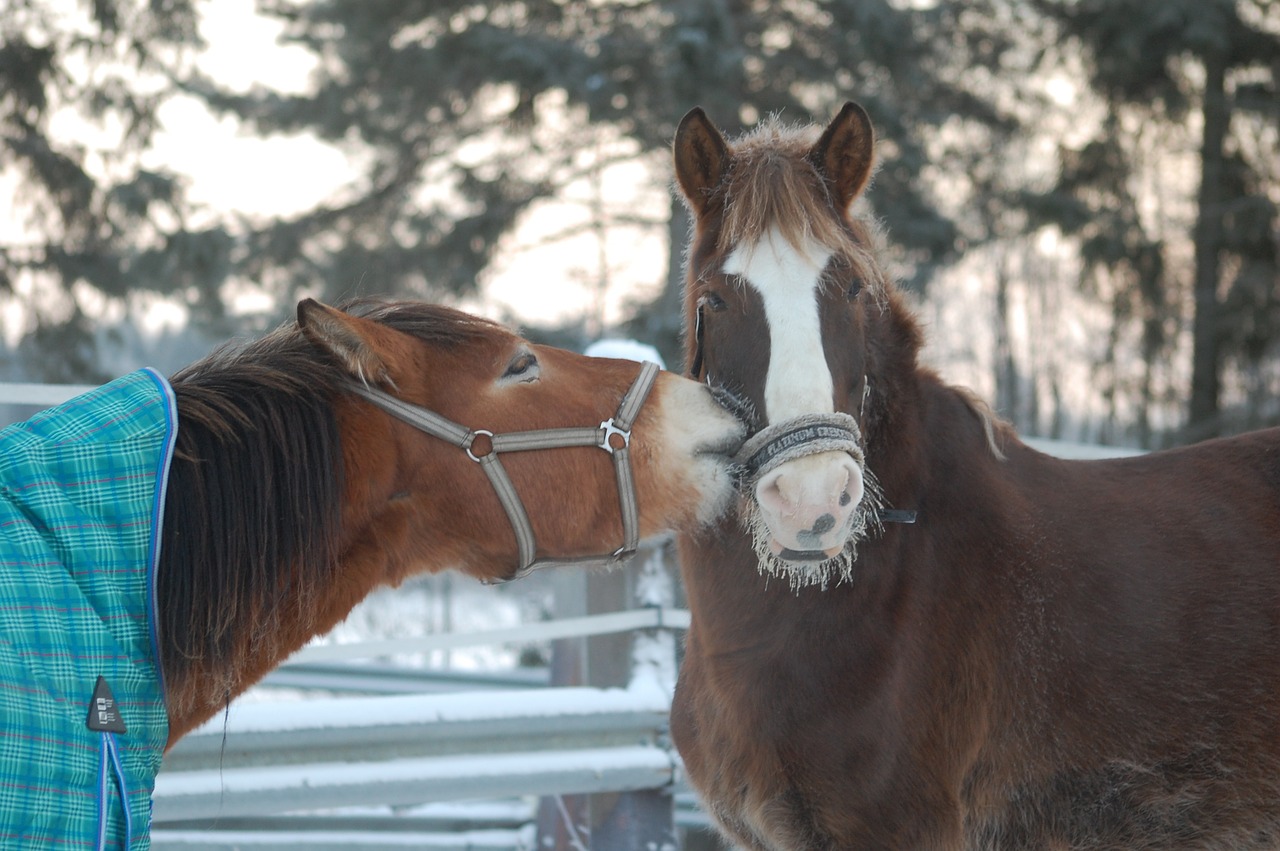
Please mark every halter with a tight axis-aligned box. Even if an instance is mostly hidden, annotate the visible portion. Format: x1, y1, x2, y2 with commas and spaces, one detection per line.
345, 360, 661, 583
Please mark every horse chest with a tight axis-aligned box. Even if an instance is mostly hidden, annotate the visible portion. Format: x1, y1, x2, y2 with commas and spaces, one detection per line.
674, 639, 973, 850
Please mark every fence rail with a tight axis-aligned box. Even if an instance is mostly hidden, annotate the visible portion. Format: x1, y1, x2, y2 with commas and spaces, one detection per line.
288, 607, 691, 664
154, 685, 675, 822
0, 381, 97, 409
152, 610, 690, 848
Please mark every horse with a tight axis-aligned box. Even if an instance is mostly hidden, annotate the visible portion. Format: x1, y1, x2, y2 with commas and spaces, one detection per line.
0, 297, 745, 850
669, 101, 1280, 850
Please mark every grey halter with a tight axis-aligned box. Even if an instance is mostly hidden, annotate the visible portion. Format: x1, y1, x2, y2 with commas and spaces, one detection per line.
345, 360, 661, 583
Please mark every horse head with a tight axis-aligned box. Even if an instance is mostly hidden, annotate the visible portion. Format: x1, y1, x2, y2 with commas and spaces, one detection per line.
675, 102, 899, 587
297, 299, 747, 584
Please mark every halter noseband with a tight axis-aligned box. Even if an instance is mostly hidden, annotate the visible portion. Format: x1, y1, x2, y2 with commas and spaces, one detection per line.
345, 360, 662, 583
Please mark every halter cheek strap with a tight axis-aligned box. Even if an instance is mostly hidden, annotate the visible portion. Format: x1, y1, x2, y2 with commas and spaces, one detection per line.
344, 361, 661, 583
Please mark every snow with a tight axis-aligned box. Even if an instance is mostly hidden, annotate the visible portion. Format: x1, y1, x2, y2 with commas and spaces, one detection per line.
1024, 436, 1145, 459
159, 747, 673, 799
584, 339, 666, 369
628, 549, 679, 698
154, 745, 675, 823
151, 826, 535, 849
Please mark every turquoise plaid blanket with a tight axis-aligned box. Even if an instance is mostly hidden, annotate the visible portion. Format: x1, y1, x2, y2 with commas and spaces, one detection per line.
0, 369, 174, 850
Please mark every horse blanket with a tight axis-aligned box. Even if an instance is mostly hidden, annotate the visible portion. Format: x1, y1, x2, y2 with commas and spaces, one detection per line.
0, 369, 174, 850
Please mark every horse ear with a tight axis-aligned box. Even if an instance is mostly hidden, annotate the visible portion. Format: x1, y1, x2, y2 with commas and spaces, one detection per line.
808, 101, 876, 210
674, 107, 731, 214
297, 298, 396, 386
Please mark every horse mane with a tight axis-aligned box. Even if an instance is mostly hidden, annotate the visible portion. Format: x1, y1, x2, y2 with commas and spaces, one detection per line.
717, 115, 889, 298
954, 384, 1011, 461
158, 298, 503, 710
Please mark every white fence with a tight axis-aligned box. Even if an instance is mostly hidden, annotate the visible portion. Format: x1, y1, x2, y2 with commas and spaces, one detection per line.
151, 611, 694, 850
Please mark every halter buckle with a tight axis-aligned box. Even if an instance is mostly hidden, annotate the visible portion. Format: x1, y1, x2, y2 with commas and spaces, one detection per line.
598, 418, 631, 454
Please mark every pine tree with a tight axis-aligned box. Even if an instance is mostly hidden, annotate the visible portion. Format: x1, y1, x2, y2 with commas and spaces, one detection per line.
0, 0, 235, 381
1038, 0, 1280, 438
184, 0, 986, 366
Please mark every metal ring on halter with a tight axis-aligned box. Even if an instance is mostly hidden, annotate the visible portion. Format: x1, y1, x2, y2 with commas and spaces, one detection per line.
465, 430, 495, 463
598, 419, 630, 454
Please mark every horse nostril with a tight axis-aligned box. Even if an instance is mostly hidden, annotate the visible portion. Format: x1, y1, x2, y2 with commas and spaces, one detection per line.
839, 491, 852, 507
811, 513, 836, 535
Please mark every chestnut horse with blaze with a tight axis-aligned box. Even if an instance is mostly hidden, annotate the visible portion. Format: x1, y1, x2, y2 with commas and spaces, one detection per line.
671, 102, 1280, 849
0, 297, 743, 849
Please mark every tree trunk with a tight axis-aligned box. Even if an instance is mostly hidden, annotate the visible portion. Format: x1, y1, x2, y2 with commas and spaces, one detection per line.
1187, 49, 1230, 437
627, 196, 691, 370
993, 247, 1020, 427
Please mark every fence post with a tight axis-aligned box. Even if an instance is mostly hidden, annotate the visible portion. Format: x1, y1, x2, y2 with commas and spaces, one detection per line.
534, 538, 680, 850
589, 538, 680, 850
536, 569, 591, 849
590, 785, 678, 851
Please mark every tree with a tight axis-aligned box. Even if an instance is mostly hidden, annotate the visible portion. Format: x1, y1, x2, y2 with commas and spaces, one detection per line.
1039, 0, 1280, 439
183, 0, 999, 367
0, 0, 241, 381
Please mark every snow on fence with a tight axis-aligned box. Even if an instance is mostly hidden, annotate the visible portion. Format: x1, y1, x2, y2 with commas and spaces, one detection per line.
155, 685, 675, 820
0, 381, 99, 409
151, 609, 692, 850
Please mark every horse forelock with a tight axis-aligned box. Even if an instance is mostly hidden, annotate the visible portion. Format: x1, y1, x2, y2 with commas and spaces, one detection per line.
715, 117, 888, 300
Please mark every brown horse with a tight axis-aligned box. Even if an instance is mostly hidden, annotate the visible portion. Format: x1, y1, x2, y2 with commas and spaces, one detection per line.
0, 297, 745, 850
162, 297, 744, 740
670, 102, 1280, 849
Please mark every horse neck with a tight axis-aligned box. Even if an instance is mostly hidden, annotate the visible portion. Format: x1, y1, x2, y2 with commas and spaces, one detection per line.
865, 367, 1010, 523
160, 388, 399, 746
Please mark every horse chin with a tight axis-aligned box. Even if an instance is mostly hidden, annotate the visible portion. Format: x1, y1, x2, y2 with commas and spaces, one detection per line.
741, 468, 884, 592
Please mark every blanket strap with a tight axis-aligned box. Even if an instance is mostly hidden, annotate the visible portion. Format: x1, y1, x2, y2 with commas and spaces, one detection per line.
88, 675, 132, 851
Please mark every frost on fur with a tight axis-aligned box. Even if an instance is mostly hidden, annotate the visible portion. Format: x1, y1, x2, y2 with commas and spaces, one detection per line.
743, 466, 886, 591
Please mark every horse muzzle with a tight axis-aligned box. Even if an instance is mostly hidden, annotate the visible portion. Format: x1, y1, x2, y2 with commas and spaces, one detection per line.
736, 413, 867, 561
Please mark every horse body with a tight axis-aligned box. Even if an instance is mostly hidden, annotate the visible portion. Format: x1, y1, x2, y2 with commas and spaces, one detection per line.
678, 372, 1280, 849
672, 103, 1280, 849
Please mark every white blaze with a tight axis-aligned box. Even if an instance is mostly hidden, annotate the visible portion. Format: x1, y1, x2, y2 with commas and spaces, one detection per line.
723, 226, 866, 576
722, 228, 834, 423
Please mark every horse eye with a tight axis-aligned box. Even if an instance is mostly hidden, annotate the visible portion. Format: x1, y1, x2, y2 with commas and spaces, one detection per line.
699, 291, 727, 312
503, 352, 539, 380
846, 279, 863, 300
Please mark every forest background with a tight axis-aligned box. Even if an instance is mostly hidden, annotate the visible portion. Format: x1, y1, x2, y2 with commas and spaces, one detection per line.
2, 0, 1277, 448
